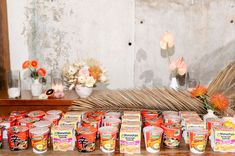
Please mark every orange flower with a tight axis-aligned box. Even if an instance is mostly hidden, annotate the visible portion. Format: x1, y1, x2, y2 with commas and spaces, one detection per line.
31, 60, 38, 68
89, 66, 102, 80
210, 93, 229, 111
191, 85, 207, 97
22, 60, 31, 69
37, 68, 46, 76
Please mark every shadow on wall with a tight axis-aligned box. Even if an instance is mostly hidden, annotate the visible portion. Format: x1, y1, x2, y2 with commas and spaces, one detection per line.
192, 39, 235, 86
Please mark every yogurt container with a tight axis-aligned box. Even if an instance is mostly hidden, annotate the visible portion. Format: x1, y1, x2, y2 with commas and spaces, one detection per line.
99, 126, 118, 153
143, 126, 163, 153
18, 117, 40, 128
105, 112, 121, 119
7, 126, 29, 151
29, 127, 50, 154
103, 118, 121, 129
33, 120, 52, 128
189, 129, 208, 154
43, 114, 60, 126
161, 124, 182, 148
76, 126, 97, 152
28, 110, 45, 119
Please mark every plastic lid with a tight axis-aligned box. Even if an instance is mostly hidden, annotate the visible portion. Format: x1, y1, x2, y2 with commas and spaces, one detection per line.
77, 126, 97, 134
19, 117, 40, 124
33, 120, 52, 128
8, 126, 28, 133
43, 114, 60, 121
47, 110, 62, 115
103, 118, 121, 124
143, 126, 163, 134
99, 126, 118, 134
28, 110, 45, 117
30, 127, 49, 135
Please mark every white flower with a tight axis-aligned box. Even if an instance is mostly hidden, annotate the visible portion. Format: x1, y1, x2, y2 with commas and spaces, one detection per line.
160, 32, 175, 50
68, 65, 77, 75
85, 76, 96, 88
79, 67, 90, 77
78, 75, 86, 84
100, 75, 107, 82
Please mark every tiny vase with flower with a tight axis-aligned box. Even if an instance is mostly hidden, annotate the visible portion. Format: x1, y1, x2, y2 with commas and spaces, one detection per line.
63, 58, 108, 98
22, 60, 46, 96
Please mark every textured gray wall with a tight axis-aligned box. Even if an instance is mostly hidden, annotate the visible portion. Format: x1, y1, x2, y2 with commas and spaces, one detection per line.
134, 0, 235, 87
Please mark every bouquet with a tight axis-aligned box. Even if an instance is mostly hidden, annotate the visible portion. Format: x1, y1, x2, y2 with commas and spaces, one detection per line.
63, 58, 107, 90
22, 60, 46, 80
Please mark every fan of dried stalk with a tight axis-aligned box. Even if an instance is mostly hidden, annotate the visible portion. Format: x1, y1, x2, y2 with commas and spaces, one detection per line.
70, 61, 235, 116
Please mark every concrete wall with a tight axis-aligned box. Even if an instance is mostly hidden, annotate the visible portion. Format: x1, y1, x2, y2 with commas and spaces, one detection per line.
7, 0, 235, 89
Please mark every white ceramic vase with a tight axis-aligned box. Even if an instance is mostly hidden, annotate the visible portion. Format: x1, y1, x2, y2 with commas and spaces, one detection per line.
203, 109, 217, 122
75, 85, 93, 98
31, 79, 42, 97
170, 77, 178, 90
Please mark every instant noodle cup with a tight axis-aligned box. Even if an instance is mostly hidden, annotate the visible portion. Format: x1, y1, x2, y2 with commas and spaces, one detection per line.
105, 112, 121, 119
206, 118, 223, 135
141, 110, 158, 120
82, 118, 99, 130
0, 116, 16, 139
0, 125, 3, 148
59, 117, 79, 129
46, 110, 63, 116
161, 124, 182, 148
144, 117, 163, 127
189, 129, 208, 154
7, 126, 29, 151
164, 115, 181, 124
10, 111, 27, 125
28, 110, 45, 119
99, 126, 118, 153
103, 118, 121, 129
18, 117, 40, 128
43, 114, 60, 126
76, 126, 97, 152
33, 120, 52, 128
88, 112, 104, 128
29, 127, 49, 154
122, 121, 142, 128
143, 126, 163, 153
162, 111, 178, 117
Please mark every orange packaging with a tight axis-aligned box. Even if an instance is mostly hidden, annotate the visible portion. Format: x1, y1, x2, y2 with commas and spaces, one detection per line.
76, 126, 97, 152
28, 110, 45, 119
189, 129, 208, 154
7, 126, 29, 151
88, 111, 104, 128
29, 127, 49, 154
141, 110, 158, 120
18, 117, 40, 128
0, 125, 3, 148
82, 118, 99, 130
144, 117, 163, 127
43, 114, 60, 126
164, 115, 181, 124
161, 124, 181, 148
10, 111, 27, 125
99, 126, 118, 153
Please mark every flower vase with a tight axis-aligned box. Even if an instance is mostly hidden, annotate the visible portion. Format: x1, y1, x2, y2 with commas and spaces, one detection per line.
203, 109, 217, 122
31, 79, 42, 96
75, 85, 93, 98
170, 77, 178, 90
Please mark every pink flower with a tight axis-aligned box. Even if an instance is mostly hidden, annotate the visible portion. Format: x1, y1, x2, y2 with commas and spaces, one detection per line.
160, 32, 175, 50
169, 57, 187, 76
79, 67, 90, 77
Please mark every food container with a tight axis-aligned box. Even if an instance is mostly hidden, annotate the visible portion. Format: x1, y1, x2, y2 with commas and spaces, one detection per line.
10, 111, 27, 125
64, 111, 83, 123
88, 112, 104, 128
7, 126, 29, 151
144, 117, 163, 127
46, 110, 63, 116
29, 127, 49, 154
162, 111, 178, 118
105, 112, 121, 119
122, 115, 141, 122
164, 115, 181, 124
28, 110, 45, 119
161, 124, 182, 148
211, 126, 235, 152
76, 126, 97, 152
43, 114, 60, 126
0, 116, 16, 139
99, 126, 118, 153
121, 121, 141, 128
33, 120, 52, 128
18, 117, 40, 128
189, 129, 208, 154
51, 125, 75, 151
206, 118, 223, 133
143, 126, 163, 153
0, 125, 3, 148
103, 118, 121, 129
120, 127, 141, 154
59, 117, 80, 129
141, 110, 158, 120
123, 111, 140, 117
82, 118, 99, 130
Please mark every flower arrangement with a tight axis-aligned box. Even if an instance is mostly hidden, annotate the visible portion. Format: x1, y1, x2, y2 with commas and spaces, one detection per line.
62, 58, 107, 90
191, 85, 229, 112
160, 32, 187, 77
22, 60, 46, 80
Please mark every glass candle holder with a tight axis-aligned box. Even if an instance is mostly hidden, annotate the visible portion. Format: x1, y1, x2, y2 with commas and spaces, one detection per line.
7, 70, 21, 98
